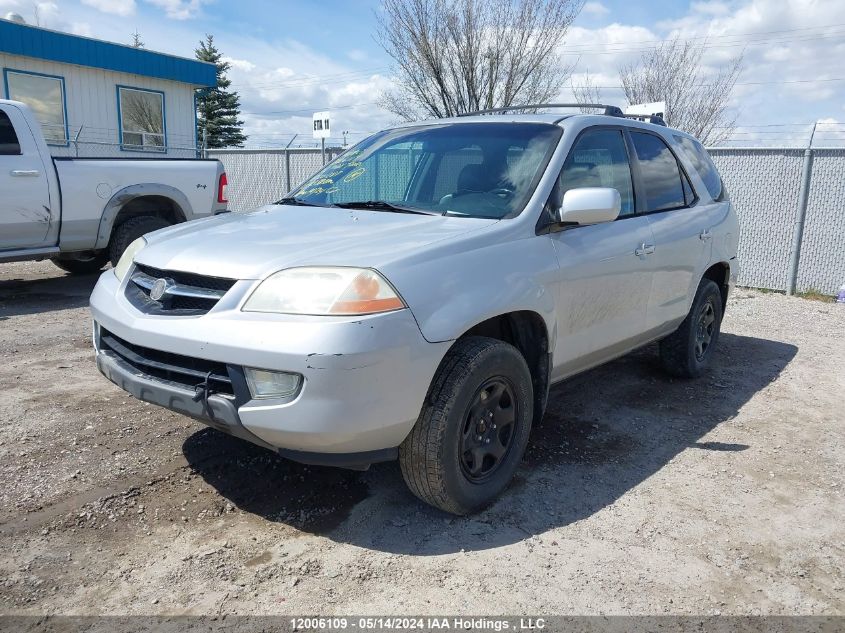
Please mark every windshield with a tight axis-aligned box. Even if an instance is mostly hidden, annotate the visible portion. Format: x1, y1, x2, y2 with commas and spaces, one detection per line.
287, 122, 562, 219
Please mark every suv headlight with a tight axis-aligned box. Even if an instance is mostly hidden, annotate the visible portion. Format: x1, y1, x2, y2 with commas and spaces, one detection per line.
242, 267, 405, 316
113, 237, 146, 282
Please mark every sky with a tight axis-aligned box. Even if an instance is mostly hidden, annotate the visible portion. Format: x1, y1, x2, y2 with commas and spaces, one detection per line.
2, 0, 844, 148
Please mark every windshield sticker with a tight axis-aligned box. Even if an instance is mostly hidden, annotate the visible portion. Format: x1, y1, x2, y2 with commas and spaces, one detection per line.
343, 167, 366, 183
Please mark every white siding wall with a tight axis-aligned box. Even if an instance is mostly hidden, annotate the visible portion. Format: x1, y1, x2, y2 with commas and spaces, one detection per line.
0, 52, 198, 157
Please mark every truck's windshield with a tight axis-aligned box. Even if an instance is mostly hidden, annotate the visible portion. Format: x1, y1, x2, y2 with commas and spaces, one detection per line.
286, 122, 562, 219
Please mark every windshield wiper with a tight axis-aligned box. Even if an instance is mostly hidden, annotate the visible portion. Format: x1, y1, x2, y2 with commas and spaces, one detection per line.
277, 196, 321, 207
332, 200, 435, 215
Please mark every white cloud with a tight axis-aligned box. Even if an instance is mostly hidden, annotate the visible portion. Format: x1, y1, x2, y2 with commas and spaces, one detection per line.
70, 21, 93, 35
581, 2, 609, 17
81, 0, 136, 17
346, 49, 369, 62
209, 36, 397, 147
143, 0, 205, 20
222, 57, 255, 73
562, 0, 845, 146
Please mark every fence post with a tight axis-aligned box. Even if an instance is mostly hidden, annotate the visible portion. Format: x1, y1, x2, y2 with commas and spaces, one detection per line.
285, 148, 292, 193
786, 147, 815, 295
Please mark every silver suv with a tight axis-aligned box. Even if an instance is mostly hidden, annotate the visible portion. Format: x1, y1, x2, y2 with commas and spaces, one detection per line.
90, 105, 739, 515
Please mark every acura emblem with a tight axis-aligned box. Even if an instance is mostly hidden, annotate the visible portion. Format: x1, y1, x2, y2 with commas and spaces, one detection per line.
150, 278, 170, 301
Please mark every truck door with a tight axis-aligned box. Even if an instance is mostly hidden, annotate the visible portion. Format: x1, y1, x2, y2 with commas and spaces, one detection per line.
0, 105, 53, 250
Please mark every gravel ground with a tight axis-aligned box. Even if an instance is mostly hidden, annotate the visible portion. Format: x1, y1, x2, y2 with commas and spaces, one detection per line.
0, 260, 843, 616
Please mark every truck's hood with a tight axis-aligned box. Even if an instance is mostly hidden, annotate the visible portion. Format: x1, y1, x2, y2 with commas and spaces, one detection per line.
135, 204, 498, 280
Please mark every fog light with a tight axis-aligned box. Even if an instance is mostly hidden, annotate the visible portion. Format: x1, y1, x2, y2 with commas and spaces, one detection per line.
244, 368, 302, 400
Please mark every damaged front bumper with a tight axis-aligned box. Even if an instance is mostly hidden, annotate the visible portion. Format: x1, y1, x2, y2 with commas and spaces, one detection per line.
90, 269, 451, 468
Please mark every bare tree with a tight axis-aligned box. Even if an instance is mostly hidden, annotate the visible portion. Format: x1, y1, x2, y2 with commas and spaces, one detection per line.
122, 91, 163, 135
618, 37, 742, 145
131, 30, 145, 49
570, 69, 602, 112
377, 0, 584, 120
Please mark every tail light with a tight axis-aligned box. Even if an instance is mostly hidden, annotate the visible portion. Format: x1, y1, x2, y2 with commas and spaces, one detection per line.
217, 172, 228, 204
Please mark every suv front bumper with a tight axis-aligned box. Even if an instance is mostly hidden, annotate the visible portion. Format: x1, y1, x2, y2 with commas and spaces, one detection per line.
90, 270, 451, 466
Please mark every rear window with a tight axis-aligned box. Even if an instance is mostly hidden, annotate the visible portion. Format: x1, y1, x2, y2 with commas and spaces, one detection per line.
630, 131, 687, 212
0, 110, 21, 155
675, 135, 723, 201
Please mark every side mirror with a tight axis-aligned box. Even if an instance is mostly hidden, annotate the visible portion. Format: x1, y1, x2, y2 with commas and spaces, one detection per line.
558, 187, 621, 225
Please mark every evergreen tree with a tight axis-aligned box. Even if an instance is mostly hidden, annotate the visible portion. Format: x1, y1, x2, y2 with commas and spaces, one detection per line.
195, 34, 247, 148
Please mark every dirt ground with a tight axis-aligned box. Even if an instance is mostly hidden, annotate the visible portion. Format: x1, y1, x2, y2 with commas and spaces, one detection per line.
0, 260, 843, 617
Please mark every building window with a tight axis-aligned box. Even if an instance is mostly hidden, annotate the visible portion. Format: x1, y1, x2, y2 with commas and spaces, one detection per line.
4, 70, 67, 145
118, 86, 165, 151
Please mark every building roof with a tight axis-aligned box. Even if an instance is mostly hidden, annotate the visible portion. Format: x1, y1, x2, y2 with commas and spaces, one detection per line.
0, 19, 216, 87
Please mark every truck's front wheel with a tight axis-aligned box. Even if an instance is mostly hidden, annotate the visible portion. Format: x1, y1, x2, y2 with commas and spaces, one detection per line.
109, 215, 171, 266
51, 253, 109, 275
399, 336, 533, 515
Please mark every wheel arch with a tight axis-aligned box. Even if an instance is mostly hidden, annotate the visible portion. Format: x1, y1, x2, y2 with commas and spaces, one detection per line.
702, 261, 731, 311
94, 184, 193, 250
456, 310, 551, 425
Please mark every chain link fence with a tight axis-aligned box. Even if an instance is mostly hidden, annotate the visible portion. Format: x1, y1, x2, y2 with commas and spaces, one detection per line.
209, 146, 845, 295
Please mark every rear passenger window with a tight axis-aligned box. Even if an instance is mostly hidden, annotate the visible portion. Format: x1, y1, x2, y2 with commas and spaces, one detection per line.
0, 110, 21, 155
630, 131, 687, 212
675, 135, 723, 201
559, 129, 635, 216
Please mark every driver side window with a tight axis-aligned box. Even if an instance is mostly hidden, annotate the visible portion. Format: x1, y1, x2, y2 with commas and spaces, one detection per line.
559, 129, 635, 217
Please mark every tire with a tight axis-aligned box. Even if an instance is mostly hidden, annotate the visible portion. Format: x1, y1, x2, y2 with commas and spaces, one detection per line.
659, 279, 724, 378
51, 253, 109, 275
399, 336, 533, 515
108, 215, 171, 266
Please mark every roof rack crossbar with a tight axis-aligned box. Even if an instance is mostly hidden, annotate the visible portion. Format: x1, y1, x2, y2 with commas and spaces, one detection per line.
457, 103, 625, 117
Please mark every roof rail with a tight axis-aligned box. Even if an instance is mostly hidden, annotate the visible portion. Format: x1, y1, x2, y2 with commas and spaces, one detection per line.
457, 103, 625, 117
623, 113, 667, 126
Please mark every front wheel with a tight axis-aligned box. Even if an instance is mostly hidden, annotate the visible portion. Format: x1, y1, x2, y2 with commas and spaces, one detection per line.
51, 253, 109, 275
659, 279, 724, 378
399, 336, 533, 515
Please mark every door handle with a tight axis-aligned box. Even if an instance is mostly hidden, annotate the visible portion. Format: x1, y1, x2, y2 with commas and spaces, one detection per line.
635, 243, 655, 257
10, 169, 40, 177
699, 229, 713, 241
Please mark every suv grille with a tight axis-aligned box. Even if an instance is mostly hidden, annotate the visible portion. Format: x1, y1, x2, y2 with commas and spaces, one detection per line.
125, 264, 237, 316
98, 328, 238, 398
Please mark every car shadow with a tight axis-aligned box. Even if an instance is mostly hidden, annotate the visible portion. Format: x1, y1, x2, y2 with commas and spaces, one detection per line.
0, 271, 100, 319
182, 332, 797, 554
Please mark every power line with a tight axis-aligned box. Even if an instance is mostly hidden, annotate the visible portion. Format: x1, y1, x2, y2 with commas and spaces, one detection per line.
242, 102, 376, 116
233, 68, 388, 91
562, 22, 845, 51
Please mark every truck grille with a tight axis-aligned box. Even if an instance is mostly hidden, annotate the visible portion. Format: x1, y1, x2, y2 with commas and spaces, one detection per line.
98, 327, 238, 398
125, 264, 237, 315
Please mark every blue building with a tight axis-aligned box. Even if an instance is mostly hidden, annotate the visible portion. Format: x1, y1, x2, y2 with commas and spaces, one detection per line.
0, 16, 216, 156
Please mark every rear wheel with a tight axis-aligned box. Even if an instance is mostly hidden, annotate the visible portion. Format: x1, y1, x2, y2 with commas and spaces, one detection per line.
108, 215, 171, 266
659, 279, 724, 378
51, 252, 109, 275
399, 336, 533, 515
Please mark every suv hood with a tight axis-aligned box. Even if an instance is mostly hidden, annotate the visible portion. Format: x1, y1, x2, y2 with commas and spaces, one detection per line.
135, 204, 498, 280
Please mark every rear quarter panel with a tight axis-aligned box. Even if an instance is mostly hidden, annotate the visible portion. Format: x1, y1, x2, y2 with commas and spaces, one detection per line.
53, 158, 223, 250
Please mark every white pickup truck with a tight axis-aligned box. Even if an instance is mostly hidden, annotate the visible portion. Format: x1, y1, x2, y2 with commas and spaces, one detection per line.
0, 99, 228, 274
